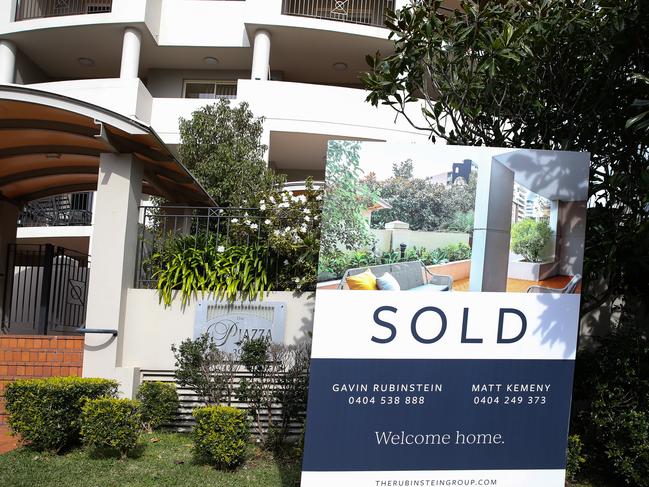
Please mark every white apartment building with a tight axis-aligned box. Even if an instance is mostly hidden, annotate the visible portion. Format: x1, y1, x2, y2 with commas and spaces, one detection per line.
0, 0, 465, 254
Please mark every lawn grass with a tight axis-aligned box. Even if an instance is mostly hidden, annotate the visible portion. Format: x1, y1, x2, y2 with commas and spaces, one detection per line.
0, 432, 302, 487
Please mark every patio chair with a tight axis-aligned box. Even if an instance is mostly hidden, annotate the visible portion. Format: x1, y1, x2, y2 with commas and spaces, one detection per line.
526, 274, 581, 294
337, 260, 452, 291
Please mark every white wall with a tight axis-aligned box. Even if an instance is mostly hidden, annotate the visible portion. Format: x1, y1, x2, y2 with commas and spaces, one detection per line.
0, 0, 150, 35
27, 78, 153, 123
370, 229, 470, 253
120, 289, 314, 371
150, 79, 428, 144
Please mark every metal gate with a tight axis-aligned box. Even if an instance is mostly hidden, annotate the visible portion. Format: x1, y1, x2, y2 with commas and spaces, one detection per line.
1, 244, 90, 335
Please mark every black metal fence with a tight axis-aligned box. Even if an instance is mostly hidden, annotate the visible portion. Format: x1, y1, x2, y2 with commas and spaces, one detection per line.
19, 192, 93, 227
1, 244, 90, 335
15, 0, 112, 21
135, 206, 273, 289
282, 0, 395, 27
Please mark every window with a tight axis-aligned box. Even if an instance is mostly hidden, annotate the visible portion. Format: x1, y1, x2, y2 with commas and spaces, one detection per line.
183, 81, 237, 99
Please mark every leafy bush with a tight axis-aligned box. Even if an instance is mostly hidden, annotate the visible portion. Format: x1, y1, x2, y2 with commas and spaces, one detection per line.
510, 219, 552, 262
136, 381, 179, 430
192, 405, 250, 469
4, 377, 117, 452
566, 435, 586, 482
172, 333, 239, 406
573, 327, 649, 485
80, 398, 142, 458
443, 210, 474, 233
147, 181, 323, 305
318, 242, 472, 280
150, 238, 270, 306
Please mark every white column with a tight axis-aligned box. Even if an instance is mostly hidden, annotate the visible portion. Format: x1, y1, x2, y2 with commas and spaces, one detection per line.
251, 29, 271, 81
0, 40, 16, 84
469, 159, 514, 292
83, 153, 142, 397
119, 27, 142, 79
548, 199, 559, 261
0, 201, 18, 324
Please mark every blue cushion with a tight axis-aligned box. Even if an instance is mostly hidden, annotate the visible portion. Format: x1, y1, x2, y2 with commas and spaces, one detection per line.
376, 272, 401, 291
408, 283, 450, 292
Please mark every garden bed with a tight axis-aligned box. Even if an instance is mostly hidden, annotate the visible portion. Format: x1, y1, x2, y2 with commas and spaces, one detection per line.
0, 432, 302, 487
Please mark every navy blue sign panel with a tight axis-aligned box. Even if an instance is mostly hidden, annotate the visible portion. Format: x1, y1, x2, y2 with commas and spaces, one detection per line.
302, 358, 574, 472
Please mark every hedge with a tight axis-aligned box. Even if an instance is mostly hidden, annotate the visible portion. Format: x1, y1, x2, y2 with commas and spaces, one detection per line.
192, 405, 250, 469
81, 398, 142, 458
4, 377, 118, 452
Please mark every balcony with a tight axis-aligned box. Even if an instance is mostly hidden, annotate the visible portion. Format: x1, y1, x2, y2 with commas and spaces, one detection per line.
15, 0, 112, 21
281, 0, 394, 28
18, 192, 93, 228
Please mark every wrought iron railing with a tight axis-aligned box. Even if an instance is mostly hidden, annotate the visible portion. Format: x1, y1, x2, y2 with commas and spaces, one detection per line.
19, 192, 93, 227
281, 0, 395, 28
15, 0, 112, 21
135, 206, 275, 289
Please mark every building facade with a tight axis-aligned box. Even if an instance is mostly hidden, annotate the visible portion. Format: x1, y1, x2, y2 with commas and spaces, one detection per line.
0, 0, 469, 254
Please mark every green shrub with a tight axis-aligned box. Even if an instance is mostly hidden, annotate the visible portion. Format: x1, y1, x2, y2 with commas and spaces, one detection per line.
192, 405, 250, 469
136, 381, 179, 430
80, 398, 142, 458
4, 377, 117, 452
510, 219, 552, 262
149, 235, 270, 307
566, 434, 586, 482
573, 327, 649, 485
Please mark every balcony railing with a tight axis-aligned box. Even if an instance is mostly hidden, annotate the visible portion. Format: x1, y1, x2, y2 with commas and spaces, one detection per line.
18, 192, 93, 227
15, 0, 112, 21
281, 0, 395, 28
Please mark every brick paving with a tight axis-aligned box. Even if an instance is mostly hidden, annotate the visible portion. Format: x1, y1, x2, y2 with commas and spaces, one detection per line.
0, 424, 18, 454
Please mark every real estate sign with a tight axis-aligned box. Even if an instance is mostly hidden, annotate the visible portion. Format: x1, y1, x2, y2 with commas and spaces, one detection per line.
301, 143, 590, 487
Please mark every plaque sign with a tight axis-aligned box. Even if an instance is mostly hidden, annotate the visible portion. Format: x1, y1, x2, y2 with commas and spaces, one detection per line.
194, 301, 286, 354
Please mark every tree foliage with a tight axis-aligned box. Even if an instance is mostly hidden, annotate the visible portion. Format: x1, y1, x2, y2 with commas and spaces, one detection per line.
510, 218, 552, 263
364, 161, 477, 231
178, 100, 283, 206
320, 140, 378, 260
363, 0, 649, 322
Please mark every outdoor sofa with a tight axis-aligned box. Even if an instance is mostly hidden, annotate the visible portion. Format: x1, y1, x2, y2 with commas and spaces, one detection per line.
526, 274, 581, 294
337, 260, 453, 291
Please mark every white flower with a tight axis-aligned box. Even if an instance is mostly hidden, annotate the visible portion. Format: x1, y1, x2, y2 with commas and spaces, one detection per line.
284, 259, 290, 265
293, 277, 300, 283
269, 196, 275, 203
244, 212, 249, 217
314, 215, 319, 221
291, 196, 299, 203
217, 245, 225, 253
273, 230, 280, 236
250, 223, 258, 230
231, 218, 239, 223
299, 224, 307, 233
304, 215, 311, 222
303, 208, 310, 214
264, 219, 271, 225
259, 199, 265, 205
285, 227, 291, 232
259, 204, 266, 210
298, 195, 307, 202
316, 195, 322, 201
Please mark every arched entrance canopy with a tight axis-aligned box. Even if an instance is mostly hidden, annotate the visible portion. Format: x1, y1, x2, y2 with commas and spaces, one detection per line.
0, 84, 213, 205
